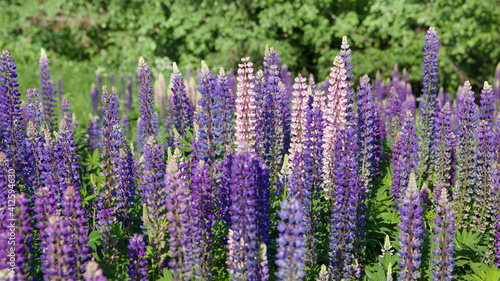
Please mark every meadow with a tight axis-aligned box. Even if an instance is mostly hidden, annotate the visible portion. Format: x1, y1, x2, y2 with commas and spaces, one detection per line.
1, 25, 500, 281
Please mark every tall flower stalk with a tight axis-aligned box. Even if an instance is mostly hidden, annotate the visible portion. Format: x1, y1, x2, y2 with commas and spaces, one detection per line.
137, 57, 158, 153
39, 48, 57, 130
234, 57, 257, 152
432, 102, 456, 189
171, 62, 194, 138
431, 187, 455, 281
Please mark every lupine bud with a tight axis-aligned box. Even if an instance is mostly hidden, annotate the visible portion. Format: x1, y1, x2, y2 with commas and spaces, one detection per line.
39, 48, 57, 130
431, 187, 455, 281
235, 57, 257, 151
127, 234, 148, 281
316, 265, 329, 281
171, 62, 194, 138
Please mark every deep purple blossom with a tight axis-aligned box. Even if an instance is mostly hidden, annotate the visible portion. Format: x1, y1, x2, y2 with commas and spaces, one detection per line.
34, 183, 57, 252
171, 62, 194, 138
137, 57, 158, 153
26, 88, 43, 128
39, 48, 57, 130
479, 81, 495, 126
218, 67, 235, 148
431, 187, 455, 281
42, 215, 75, 280
55, 119, 81, 195
433, 102, 456, 189
127, 234, 149, 281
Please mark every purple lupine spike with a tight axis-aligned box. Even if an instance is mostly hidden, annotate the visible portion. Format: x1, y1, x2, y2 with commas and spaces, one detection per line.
226, 148, 269, 280
61, 185, 90, 277
391, 111, 419, 206
496, 114, 500, 164
171, 62, 194, 138
281, 64, 293, 101
419, 27, 439, 180
91, 84, 99, 115
432, 102, 456, 189
137, 57, 158, 153
139, 136, 167, 272
322, 55, 348, 200
87, 114, 101, 154
23, 121, 45, 193
0, 49, 24, 172
114, 146, 136, 225
20, 100, 27, 129
493, 164, 500, 266
308, 74, 316, 92
109, 72, 115, 88
42, 214, 75, 280
455, 81, 478, 229
39, 48, 57, 130
122, 114, 130, 140
398, 173, 423, 281
275, 198, 306, 280
58, 76, 63, 101
39, 128, 66, 203
431, 187, 455, 281
0, 152, 9, 201
339, 36, 354, 90
387, 87, 401, 142
403, 85, 416, 117
84, 261, 107, 281
357, 74, 380, 190
26, 88, 43, 128
165, 158, 193, 280
471, 121, 496, 242
217, 146, 234, 230
479, 81, 494, 126
254, 69, 266, 156
127, 234, 149, 281
34, 183, 57, 253
61, 97, 74, 131
55, 119, 81, 195
288, 75, 308, 177
494, 63, 500, 108
218, 67, 235, 148
235, 57, 257, 152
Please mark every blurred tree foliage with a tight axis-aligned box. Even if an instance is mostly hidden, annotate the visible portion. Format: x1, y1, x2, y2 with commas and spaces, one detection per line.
1, 0, 499, 95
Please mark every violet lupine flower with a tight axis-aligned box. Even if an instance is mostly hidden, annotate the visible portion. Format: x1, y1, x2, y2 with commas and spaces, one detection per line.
39, 128, 67, 203
226, 149, 270, 281
455, 81, 478, 229
471, 120, 496, 237
275, 198, 306, 281
84, 261, 108, 281
391, 111, 419, 206
218, 67, 235, 148
39, 48, 57, 130
420, 27, 439, 180
61, 185, 90, 277
357, 74, 380, 190
171, 62, 194, 138
87, 114, 101, 155
254, 69, 266, 156
55, 119, 81, 195
322, 55, 348, 200
137, 57, 158, 153
0, 49, 24, 172
234, 57, 257, 152
165, 158, 192, 280
432, 186, 455, 281
339, 36, 354, 92
140, 136, 167, 272
433, 102, 456, 189
391, 64, 401, 103
22, 121, 45, 193
42, 215, 75, 280
281, 65, 293, 100
91, 84, 99, 115
26, 88, 43, 128
494, 63, 500, 108
127, 234, 149, 281
387, 87, 401, 142
398, 173, 423, 281
60, 97, 74, 131
34, 183, 57, 252
122, 114, 130, 140
479, 81, 495, 126
217, 146, 234, 230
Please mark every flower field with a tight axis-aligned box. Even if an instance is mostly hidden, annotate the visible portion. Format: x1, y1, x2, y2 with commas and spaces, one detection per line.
1, 26, 500, 280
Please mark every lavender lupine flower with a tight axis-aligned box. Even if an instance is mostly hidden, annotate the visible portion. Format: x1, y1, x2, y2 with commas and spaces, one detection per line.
455, 81, 478, 229
387, 87, 401, 142
218, 67, 235, 148
91, 84, 99, 115
308, 74, 316, 92
61, 185, 90, 277
281, 65, 293, 100
87, 114, 101, 155
391, 64, 401, 103
127, 234, 149, 281
22, 121, 45, 193
171, 62, 194, 138
226, 149, 269, 281
42, 215, 75, 280
26, 88, 43, 127
288, 75, 308, 177
39, 48, 57, 130
0, 49, 24, 172
55, 119, 81, 194
122, 114, 130, 139
398, 173, 423, 281
471, 121, 496, 240
339, 36, 354, 92
431, 187, 455, 281
322, 56, 348, 200
419, 27, 439, 180
165, 158, 192, 280
275, 198, 306, 281
84, 261, 108, 281
140, 136, 167, 272
217, 146, 234, 230
254, 70, 266, 156
34, 183, 57, 253
60, 98, 74, 131
493, 164, 500, 266
479, 81, 495, 126
391, 111, 419, 206
137, 57, 158, 153
494, 63, 500, 108
234, 57, 257, 152
357, 74, 380, 191
39, 128, 67, 203
433, 102, 456, 189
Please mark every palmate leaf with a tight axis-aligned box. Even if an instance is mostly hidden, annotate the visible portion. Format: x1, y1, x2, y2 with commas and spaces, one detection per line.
462, 262, 500, 281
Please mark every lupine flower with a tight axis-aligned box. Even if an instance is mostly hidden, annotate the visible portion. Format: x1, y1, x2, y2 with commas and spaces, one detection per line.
42, 215, 75, 280
218, 145, 234, 229
39, 128, 66, 203
0, 49, 24, 172
431, 186, 455, 281
254, 69, 266, 156
218, 67, 235, 148
420, 26, 439, 180
87, 114, 101, 155
398, 173, 423, 281
479, 81, 495, 126
34, 183, 57, 252
308, 74, 316, 92
171, 62, 194, 138
288, 75, 308, 175
23, 121, 44, 193
322, 55, 348, 200
165, 158, 192, 280
137, 57, 158, 153
492, 164, 500, 266
91, 84, 99, 115
316, 265, 329, 281
387, 87, 401, 142
55, 119, 81, 193
357, 74, 380, 191
392, 111, 419, 206
455, 81, 478, 229
433, 102, 456, 189
109, 72, 115, 88
275, 198, 306, 280
26, 88, 43, 128
61, 185, 90, 277
84, 261, 107, 281
127, 234, 149, 281
391, 64, 401, 103
61, 97, 74, 131
374, 71, 384, 102
339, 36, 354, 92
234, 58, 257, 151
39, 48, 57, 130
140, 136, 167, 272
122, 114, 130, 139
